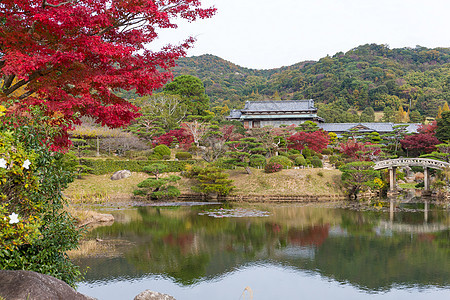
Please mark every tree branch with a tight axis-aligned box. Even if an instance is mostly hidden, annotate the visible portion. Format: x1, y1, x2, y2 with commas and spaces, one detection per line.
4, 72, 41, 96
42, 0, 75, 8
2, 75, 15, 91
18, 90, 35, 100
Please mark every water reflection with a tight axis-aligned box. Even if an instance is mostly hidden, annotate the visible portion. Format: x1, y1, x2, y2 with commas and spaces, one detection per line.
74, 202, 450, 299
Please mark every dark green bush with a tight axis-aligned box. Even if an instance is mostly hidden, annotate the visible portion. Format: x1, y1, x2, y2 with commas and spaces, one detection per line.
82, 158, 196, 174
321, 148, 332, 155
250, 147, 268, 155
190, 166, 235, 196
268, 155, 293, 168
329, 155, 340, 164
249, 154, 267, 168
125, 150, 153, 159
134, 175, 181, 200
310, 156, 323, 168
149, 154, 162, 160
278, 152, 289, 157
288, 154, 301, 161
302, 148, 312, 157
0, 111, 82, 287
288, 149, 300, 155
175, 151, 193, 160
153, 144, 171, 158
210, 158, 238, 169
294, 155, 307, 166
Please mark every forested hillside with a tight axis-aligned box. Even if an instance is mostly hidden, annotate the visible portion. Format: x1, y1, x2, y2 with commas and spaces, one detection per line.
172, 44, 450, 121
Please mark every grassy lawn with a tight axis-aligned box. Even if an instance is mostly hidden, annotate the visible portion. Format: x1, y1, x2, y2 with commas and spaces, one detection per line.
65, 168, 344, 203
64, 172, 149, 202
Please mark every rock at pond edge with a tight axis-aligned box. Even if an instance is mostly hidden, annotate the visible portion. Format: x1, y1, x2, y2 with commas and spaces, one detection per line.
134, 290, 176, 300
0, 270, 96, 300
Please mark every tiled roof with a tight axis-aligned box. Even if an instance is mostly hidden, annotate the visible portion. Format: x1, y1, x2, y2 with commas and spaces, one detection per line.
318, 123, 420, 133
241, 100, 316, 112
227, 109, 242, 119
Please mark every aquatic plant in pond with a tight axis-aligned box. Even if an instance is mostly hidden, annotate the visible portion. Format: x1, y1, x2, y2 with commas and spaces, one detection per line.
198, 208, 271, 218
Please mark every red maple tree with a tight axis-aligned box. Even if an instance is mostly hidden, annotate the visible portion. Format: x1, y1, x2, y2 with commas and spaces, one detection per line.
153, 128, 194, 149
287, 130, 330, 153
400, 122, 440, 156
339, 139, 381, 161
0, 0, 215, 141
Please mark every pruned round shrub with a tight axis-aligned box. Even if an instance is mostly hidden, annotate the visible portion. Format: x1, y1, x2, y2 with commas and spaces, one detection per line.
268, 155, 293, 168
302, 148, 312, 158
278, 152, 289, 157
153, 144, 171, 159
321, 148, 332, 155
288, 149, 300, 155
175, 151, 192, 160
329, 155, 340, 164
264, 162, 283, 173
310, 156, 323, 168
288, 154, 302, 161
294, 155, 307, 166
249, 154, 267, 168
149, 154, 162, 160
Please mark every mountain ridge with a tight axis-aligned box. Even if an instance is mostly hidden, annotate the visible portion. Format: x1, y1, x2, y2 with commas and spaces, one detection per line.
172, 44, 450, 120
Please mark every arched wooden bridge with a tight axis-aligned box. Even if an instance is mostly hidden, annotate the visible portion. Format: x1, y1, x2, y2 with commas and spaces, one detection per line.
373, 158, 450, 191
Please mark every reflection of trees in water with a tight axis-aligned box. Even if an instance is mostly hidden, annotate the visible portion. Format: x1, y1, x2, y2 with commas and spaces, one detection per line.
77, 205, 450, 290
312, 232, 450, 291
288, 225, 330, 247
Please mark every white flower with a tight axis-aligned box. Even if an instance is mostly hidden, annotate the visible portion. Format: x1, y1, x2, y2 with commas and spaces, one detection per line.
22, 159, 31, 169
0, 158, 7, 169
9, 213, 19, 224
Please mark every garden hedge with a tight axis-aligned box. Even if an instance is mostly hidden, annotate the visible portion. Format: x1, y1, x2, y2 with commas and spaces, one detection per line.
81, 158, 196, 175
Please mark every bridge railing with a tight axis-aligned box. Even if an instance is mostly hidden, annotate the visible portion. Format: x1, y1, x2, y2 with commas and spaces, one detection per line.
373, 158, 450, 170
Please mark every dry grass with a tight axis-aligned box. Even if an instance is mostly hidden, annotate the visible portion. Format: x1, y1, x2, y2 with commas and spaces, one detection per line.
64, 172, 149, 203
64, 168, 344, 204
225, 168, 343, 196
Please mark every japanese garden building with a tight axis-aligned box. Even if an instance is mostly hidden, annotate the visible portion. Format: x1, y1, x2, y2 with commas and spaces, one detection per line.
317, 123, 420, 137
227, 99, 419, 135
227, 99, 324, 129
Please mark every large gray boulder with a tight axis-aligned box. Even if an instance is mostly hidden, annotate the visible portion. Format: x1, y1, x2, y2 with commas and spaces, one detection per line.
110, 169, 132, 180
0, 270, 96, 300
134, 290, 176, 300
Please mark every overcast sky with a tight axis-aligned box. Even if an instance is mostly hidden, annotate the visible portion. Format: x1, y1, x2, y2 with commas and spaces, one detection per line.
152, 0, 450, 70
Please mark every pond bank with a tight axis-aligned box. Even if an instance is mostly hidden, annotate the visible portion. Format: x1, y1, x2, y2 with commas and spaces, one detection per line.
178, 192, 345, 202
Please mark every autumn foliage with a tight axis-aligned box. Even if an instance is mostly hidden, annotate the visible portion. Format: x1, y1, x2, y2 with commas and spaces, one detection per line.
400, 122, 440, 156
0, 0, 216, 144
287, 130, 330, 153
153, 129, 194, 149
339, 139, 382, 161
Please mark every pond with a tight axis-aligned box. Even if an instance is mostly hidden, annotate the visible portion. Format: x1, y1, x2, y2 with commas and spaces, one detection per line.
74, 201, 450, 300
